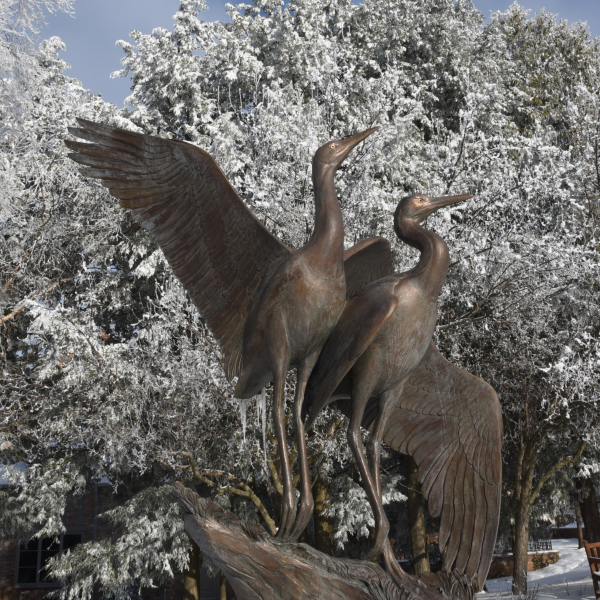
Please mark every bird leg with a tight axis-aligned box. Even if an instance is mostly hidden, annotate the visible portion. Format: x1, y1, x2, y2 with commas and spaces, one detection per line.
347, 381, 390, 562
288, 351, 319, 540
271, 363, 296, 538
367, 382, 405, 499
364, 383, 405, 563
382, 538, 425, 593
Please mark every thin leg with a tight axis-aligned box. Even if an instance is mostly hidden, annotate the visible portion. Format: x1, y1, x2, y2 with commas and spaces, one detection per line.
271, 363, 296, 538
367, 382, 405, 499
348, 394, 390, 560
346, 359, 390, 561
365, 382, 405, 561
288, 351, 319, 540
383, 538, 424, 593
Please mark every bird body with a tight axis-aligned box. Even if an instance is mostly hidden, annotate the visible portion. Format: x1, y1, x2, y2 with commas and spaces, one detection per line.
355, 289, 435, 395
305, 193, 502, 588
235, 236, 346, 400
65, 119, 378, 539
350, 226, 450, 400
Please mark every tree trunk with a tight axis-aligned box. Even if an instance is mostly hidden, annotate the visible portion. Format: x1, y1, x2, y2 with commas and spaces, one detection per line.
511, 439, 538, 595
220, 571, 227, 600
314, 473, 333, 555
576, 507, 585, 549
509, 436, 587, 594
184, 536, 201, 600
577, 477, 600, 543
512, 495, 531, 595
172, 482, 447, 600
407, 456, 430, 576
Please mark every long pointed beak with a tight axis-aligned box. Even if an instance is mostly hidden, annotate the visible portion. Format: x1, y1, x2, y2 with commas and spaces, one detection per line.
417, 193, 472, 223
428, 194, 473, 209
338, 127, 379, 162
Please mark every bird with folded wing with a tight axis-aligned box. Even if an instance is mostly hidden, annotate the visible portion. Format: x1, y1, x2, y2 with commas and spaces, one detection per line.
305, 193, 503, 589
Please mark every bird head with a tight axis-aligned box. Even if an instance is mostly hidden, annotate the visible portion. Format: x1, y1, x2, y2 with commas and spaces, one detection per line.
395, 193, 473, 225
314, 127, 378, 171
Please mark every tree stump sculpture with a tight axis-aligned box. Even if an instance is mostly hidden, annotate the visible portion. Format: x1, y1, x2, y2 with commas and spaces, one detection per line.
173, 483, 473, 600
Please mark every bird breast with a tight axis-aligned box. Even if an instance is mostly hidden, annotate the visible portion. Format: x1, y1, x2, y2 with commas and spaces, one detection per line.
284, 262, 346, 361
375, 281, 439, 392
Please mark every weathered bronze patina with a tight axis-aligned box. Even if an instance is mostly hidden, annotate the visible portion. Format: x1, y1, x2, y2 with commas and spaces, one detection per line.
65, 119, 386, 539
66, 122, 502, 598
305, 194, 503, 587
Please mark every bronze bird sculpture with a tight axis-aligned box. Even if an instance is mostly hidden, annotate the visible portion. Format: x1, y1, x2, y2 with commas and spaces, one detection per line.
65, 119, 383, 539
305, 193, 503, 586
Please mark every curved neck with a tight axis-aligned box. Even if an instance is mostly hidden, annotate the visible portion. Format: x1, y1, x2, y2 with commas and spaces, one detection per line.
395, 216, 450, 298
304, 163, 344, 275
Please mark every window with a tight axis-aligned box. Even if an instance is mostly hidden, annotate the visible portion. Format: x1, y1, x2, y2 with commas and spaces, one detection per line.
16, 531, 83, 585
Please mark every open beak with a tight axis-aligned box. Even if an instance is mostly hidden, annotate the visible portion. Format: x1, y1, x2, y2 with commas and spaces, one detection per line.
337, 127, 379, 163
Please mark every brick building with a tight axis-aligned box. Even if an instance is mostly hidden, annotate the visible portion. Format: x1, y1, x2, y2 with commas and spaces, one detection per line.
0, 485, 221, 600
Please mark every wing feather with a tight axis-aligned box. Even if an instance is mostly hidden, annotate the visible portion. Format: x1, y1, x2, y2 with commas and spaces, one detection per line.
305, 279, 398, 429
455, 465, 476, 573
466, 474, 488, 581
381, 341, 502, 584
343, 237, 395, 299
424, 441, 460, 517
444, 455, 467, 566
67, 118, 291, 380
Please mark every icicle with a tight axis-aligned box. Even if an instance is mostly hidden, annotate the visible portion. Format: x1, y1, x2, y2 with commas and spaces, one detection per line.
239, 398, 249, 445
257, 387, 267, 469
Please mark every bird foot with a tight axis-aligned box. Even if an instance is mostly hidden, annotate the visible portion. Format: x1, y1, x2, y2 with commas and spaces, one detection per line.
361, 546, 384, 563
275, 494, 298, 538
361, 526, 389, 563
382, 542, 433, 598
288, 497, 314, 541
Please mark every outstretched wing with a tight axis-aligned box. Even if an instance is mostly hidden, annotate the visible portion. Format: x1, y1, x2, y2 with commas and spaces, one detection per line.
344, 237, 395, 300
66, 119, 290, 381
370, 342, 502, 585
304, 279, 398, 429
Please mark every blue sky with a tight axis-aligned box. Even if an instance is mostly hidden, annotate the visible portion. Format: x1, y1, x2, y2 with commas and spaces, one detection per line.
43, 0, 600, 107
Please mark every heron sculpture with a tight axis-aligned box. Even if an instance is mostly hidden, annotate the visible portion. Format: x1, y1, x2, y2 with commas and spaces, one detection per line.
305, 193, 503, 587
65, 119, 387, 539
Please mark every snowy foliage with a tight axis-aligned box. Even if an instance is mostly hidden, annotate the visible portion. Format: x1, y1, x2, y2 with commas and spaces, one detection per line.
1, 0, 600, 596
326, 471, 406, 549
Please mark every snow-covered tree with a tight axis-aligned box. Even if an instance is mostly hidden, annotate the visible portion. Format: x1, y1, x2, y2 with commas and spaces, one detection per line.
2, 0, 599, 597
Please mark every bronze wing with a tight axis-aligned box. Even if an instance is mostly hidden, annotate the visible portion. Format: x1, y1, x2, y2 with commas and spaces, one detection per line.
305, 278, 398, 429
66, 118, 291, 381
304, 239, 395, 426
343, 237, 395, 299
363, 341, 502, 585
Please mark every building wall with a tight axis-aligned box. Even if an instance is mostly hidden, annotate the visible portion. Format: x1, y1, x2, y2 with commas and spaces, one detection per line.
553, 527, 585, 539
0, 487, 219, 600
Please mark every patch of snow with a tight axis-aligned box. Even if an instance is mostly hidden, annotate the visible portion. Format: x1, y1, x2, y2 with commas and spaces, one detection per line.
480, 539, 595, 600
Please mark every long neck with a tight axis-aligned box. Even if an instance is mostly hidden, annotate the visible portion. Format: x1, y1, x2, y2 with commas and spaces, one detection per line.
304, 163, 344, 275
395, 216, 450, 298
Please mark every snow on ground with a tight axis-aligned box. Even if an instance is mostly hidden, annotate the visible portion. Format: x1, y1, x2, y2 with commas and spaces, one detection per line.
478, 539, 595, 600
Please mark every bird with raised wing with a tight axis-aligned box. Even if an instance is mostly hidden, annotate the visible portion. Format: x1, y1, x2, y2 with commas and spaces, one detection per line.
305, 193, 502, 587
65, 119, 382, 539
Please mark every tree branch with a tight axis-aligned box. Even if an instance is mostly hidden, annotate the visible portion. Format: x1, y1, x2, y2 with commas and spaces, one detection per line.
174, 451, 278, 536
0, 277, 75, 326
529, 440, 587, 505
